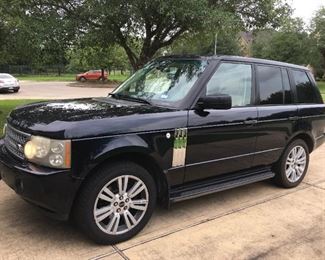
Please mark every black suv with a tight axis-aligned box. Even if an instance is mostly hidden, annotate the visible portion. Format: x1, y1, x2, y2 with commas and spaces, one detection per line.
0, 56, 324, 244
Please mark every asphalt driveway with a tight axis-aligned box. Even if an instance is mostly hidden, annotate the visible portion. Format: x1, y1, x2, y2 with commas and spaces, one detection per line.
0, 145, 324, 259
0, 81, 114, 100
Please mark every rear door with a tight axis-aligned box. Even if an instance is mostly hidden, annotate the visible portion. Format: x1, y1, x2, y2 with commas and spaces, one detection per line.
253, 65, 298, 167
289, 69, 325, 147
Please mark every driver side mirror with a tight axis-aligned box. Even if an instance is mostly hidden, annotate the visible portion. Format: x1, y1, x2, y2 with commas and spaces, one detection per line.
196, 94, 232, 110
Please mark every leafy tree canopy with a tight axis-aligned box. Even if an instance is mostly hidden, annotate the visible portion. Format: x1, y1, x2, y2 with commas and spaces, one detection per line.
310, 7, 325, 75
7, 0, 290, 69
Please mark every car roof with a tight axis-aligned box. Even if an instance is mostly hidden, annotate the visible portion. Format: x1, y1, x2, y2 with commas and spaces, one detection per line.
157, 55, 308, 71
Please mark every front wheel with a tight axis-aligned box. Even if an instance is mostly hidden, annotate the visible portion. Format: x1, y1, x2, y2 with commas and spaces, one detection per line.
274, 139, 309, 188
80, 76, 86, 82
74, 162, 157, 244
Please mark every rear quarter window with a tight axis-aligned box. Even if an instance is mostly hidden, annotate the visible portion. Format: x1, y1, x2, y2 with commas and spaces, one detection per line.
291, 70, 318, 104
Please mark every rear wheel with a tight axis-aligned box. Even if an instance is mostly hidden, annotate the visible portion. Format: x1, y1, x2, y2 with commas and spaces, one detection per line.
74, 161, 156, 244
274, 139, 309, 188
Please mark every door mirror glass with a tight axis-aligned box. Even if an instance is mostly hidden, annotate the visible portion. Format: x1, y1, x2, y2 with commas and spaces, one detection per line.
196, 95, 232, 110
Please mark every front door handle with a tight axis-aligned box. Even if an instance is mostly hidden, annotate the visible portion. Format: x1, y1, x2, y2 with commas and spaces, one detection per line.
244, 119, 258, 125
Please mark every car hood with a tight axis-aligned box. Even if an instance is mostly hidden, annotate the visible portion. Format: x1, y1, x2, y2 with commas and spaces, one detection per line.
0, 78, 17, 83
7, 98, 185, 139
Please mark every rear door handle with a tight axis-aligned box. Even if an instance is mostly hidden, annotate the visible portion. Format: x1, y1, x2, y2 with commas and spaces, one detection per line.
244, 119, 258, 125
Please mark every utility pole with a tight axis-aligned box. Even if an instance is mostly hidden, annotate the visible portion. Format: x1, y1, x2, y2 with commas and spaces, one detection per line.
214, 32, 218, 56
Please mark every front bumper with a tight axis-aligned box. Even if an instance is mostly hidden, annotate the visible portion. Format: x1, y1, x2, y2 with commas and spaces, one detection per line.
0, 86, 20, 92
0, 140, 82, 220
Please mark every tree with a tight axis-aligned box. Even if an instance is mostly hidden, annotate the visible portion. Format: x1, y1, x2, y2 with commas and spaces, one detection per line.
166, 13, 242, 56
310, 7, 325, 77
252, 18, 316, 65
20, 0, 290, 70
67, 45, 129, 74
0, 0, 77, 74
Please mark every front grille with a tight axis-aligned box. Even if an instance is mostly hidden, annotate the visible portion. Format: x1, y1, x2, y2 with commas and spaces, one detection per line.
4, 124, 30, 160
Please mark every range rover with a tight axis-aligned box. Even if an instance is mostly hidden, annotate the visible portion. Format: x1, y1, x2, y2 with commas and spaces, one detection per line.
0, 56, 324, 244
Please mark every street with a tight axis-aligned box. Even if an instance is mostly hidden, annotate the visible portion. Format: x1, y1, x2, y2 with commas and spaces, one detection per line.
0, 81, 114, 100
0, 144, 324, 259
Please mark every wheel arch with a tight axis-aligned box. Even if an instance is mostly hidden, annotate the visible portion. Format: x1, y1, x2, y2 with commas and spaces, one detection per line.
76, 148, 169, 210
287, 132, 315, 153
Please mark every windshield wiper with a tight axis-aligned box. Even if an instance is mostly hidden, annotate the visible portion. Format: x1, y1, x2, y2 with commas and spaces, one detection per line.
109, 93, 152, 105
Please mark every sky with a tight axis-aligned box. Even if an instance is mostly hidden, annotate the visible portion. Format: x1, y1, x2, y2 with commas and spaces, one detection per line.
290, 0, 324, 23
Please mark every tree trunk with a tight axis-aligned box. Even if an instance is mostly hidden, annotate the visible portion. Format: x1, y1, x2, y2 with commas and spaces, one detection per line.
101, 68, 105, 81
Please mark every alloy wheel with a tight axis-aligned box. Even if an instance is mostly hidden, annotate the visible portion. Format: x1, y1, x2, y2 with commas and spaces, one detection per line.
285, 145, 307, 183
93, 175, 149, 235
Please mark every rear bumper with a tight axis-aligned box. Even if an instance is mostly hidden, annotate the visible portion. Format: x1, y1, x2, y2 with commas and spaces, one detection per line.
315, 133, 325, 150
0, 140, 81, 220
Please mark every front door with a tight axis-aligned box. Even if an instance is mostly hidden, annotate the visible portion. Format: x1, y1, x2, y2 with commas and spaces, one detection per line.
185, 62, 258, 182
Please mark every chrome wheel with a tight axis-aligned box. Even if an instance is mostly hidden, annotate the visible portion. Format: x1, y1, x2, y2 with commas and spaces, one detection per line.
285, 145, 307, 183
94, 175, 149, 235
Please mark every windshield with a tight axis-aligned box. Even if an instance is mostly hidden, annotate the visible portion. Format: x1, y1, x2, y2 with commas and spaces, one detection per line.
0, 74, 14, 79
111, 59, 208, 107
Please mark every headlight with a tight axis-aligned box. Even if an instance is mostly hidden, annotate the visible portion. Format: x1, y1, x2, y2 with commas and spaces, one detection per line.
24, 136, 71, 169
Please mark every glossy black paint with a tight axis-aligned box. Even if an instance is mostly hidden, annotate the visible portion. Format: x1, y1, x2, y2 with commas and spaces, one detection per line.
185, 107, 258, 182
7, 98, 183, 139
0, 55, 325, 220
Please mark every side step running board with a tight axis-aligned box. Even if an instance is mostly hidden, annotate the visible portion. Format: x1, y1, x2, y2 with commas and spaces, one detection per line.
170, 169, 275, 203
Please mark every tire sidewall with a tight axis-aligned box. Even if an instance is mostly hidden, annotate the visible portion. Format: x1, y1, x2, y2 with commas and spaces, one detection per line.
278, 139, 309, 188
75, 162, 157, 244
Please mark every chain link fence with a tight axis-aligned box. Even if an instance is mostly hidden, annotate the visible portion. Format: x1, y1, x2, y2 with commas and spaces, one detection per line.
0, 65, 130, 76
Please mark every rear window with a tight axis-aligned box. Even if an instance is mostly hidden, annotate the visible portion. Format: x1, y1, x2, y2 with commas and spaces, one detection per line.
257, 65, 283, 105
291, 70, 317, 104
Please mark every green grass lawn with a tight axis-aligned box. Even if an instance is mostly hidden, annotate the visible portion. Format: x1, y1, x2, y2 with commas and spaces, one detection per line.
15, 71, 129, 82
16, 74, 75, 82
0, 100, 43, 136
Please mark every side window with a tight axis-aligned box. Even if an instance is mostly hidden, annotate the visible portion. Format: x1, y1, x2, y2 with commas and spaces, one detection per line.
282, 69, 292, 104
257, 65, 283, 105
291, 70, 317, 104
206, 63, 252, 107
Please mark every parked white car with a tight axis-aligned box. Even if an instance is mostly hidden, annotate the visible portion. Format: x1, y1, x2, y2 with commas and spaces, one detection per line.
0, 73, 20, 93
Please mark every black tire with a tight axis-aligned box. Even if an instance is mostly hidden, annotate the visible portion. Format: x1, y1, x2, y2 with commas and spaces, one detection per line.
80, 76, 86, 82
73, 161, 157, 244
13, 89, 19, 93
274, 139, 309, 188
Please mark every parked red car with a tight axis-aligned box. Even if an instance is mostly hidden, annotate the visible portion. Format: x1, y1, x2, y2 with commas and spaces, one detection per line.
76, 70, 108, 81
